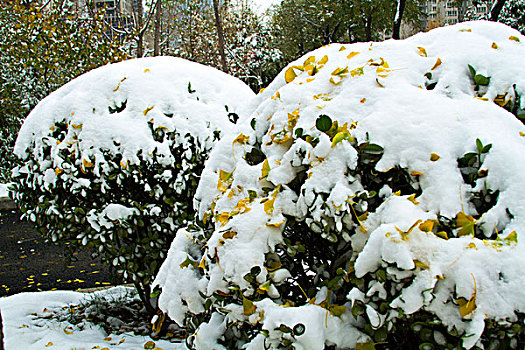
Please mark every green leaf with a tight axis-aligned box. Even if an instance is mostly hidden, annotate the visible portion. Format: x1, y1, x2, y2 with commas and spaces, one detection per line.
357, 341, 376, 350
316, 114, 332, 132
468, 64, 476, 78
250, 118, 256, 130
424, 72, 432, 80
476, 138, 484, 153
293, 323, 305, 336
482, 143, 492, 153
474, 74, 490, 86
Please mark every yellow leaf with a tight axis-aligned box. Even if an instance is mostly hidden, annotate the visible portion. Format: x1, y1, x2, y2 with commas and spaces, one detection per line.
331, 67, 349, 76
318, 55, 328, 64
288, 108, 300, 129
217, 169, 234, 192
467, 242, 478, 249
431, 57, 442, 70
376, 78, 384, 88
64, 328, 74, 335
222, 231, 237, 239
456, 212, 476, 237
329, 77, 343, 85
459, 28, 472, 32
45, 342, 54, 347
103, 337, 112, 341
407, 194, 420, 205
418, 220, 435, 232
520, 132, 525, 137
144, 68, 150, 72
50, 126, 55, 131
259, 88, 266, 94
430, 153, 440, 161
395, 220, 422, 241
143, 106, 154, 115
71, 123, 82, 129
285, 66, 302, 83
243, 295, 257, 315
360, 98, 366, 103
347, 51, 360, 60
509, 36, 520, 42
493, 93, 510, 107
505, 231, 518, 244
350, 67, 364, 77
339, 46, 346, 51
491, 42, 498, 49
303, 56, 316, 67
260, 159, 270, 180
435, 231, 448, 240
119, 338, 126, 344
331, 131, 351, 148
233, 133, 250, 145
393, 190, 401, 196
258, 280, 271, 293
152, 313, 165, 333
83, 159, 94, 168
414, 259, 430, 269
306, 78, 315, 83
456, 274, 477, 318
216, 212, 230, 226
417, 47, 427, 57
411, 171, 423, 176
55, 168, 63, 175
144, 340, 156, 350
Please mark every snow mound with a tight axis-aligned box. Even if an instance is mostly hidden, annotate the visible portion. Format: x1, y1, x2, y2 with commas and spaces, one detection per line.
14, 56, 254, 170
155, 21, 525, 349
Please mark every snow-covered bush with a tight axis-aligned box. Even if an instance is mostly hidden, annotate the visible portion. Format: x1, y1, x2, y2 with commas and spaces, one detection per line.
154, 21, 525, 349
11, 57, 254, 311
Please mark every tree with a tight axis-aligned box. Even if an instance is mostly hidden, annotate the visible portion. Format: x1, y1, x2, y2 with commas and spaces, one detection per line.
489, 0, 507, 21
393, 0, 407, 39
213, 0, 228, 73
269, 0, 422, 65
0, 1, 125, 181
498, 0, 525, 33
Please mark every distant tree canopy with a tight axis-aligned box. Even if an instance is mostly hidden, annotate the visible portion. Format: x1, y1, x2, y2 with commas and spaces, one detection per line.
0, 1, 125, 181
268, 0, 423, 65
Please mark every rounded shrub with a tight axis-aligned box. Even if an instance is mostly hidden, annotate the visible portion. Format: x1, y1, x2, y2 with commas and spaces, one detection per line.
11, 57, 254, 312
154, 22, 525, 349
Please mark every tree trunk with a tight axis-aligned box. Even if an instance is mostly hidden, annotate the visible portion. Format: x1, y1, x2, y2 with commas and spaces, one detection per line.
489, 0, 507, 21
153, 0, 162, 56
136, 0, 144, 57
212, 0, 228, 73
393, 0, 406, 39
135, 281, 156, 315
365, 13, 372, 41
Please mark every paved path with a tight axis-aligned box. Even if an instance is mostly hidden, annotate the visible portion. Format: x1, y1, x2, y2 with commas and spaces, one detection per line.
0, 209, 116, 297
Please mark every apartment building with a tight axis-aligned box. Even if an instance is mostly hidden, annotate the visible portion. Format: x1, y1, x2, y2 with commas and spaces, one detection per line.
421, 0, 494, 28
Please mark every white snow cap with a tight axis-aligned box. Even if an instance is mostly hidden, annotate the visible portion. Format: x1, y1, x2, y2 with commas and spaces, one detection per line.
14, 56, 255, 171
156, 21, 525, 349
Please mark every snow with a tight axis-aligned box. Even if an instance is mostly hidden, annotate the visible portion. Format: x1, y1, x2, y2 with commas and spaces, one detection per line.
155, 21, 525, 349
0, 183, 9, 197
0, 287, 187, 350
14, 56, 255, 183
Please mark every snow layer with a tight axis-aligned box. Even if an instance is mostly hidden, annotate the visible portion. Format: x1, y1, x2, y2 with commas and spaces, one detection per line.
0, 287, 186, 350
155, 21, 525, 349
14, 56, 254, 178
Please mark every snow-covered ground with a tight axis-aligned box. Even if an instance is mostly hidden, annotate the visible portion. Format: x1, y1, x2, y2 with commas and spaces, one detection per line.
0, 287, 187, 350
0, 184, 9, 198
